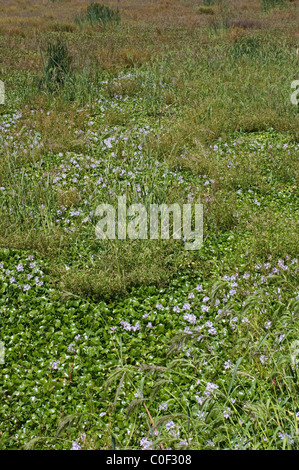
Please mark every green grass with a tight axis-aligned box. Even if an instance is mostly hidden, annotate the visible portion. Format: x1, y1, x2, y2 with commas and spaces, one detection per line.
0, 1, 298, 450
261, 0, 286, 12
39, 38, 73, 93
75, 3, 120, 28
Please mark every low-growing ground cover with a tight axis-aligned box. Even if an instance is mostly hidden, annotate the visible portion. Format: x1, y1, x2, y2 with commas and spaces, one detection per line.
0, 0, 298, 450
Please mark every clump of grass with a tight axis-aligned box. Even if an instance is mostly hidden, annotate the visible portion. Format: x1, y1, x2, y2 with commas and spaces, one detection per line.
247, 211, 299, 260
229, 35, 263, 59
39, 38, 73, 93
261, 0, 285, 12
208, 14, 229, 35
56, 239, 193, 300
75, 3, 120, 27
196, 6, 216, 14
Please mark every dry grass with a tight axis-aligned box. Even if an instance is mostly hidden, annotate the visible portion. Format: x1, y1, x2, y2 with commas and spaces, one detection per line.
0, 0, 297, 34
0, 0, 298, 76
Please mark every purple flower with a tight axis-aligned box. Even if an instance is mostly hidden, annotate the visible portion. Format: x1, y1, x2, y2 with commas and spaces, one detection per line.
140, 437, 152, 450
183, 313, 197, 324
224, 360, 232, 369
195, 395, 205, 405
132, 322, 140, 331
159, 403, 168, 411
183, 303, 191, 311
70, 442, 81, 450
50, 360, 60, 370
206, 440, 215, 447
223, 407, 232, 419
259, 355, 267, 364
178, 438, 192, 447
208, 327, 217, 335
165, 421, 176, 432
278, 432, 294, 445
197, 411, 207, 421
205, 382, 218, 393
120, 320, 131, 331
278, 334, 285, 344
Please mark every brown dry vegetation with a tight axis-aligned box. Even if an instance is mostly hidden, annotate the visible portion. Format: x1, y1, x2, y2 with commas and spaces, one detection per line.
0, 0, 297, 30
0, 0, 297, 79
0, 0, 298, 35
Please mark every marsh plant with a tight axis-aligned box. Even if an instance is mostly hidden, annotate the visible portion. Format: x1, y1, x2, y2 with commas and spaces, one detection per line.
39, 38, 73, 92
75, 3, 121, 27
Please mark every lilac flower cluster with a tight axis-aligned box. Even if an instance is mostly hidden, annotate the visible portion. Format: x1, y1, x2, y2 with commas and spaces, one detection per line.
0, 255, 46, 293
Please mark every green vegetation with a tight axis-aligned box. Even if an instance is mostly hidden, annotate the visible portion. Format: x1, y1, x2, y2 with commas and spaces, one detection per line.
39, 38, 73, 93
261, 0, 285, 12
0, 0, 298, 451
75, 3, 121, 28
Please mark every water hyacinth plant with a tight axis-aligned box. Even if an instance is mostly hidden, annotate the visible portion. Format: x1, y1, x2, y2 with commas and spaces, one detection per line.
0, 0, 298, 451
